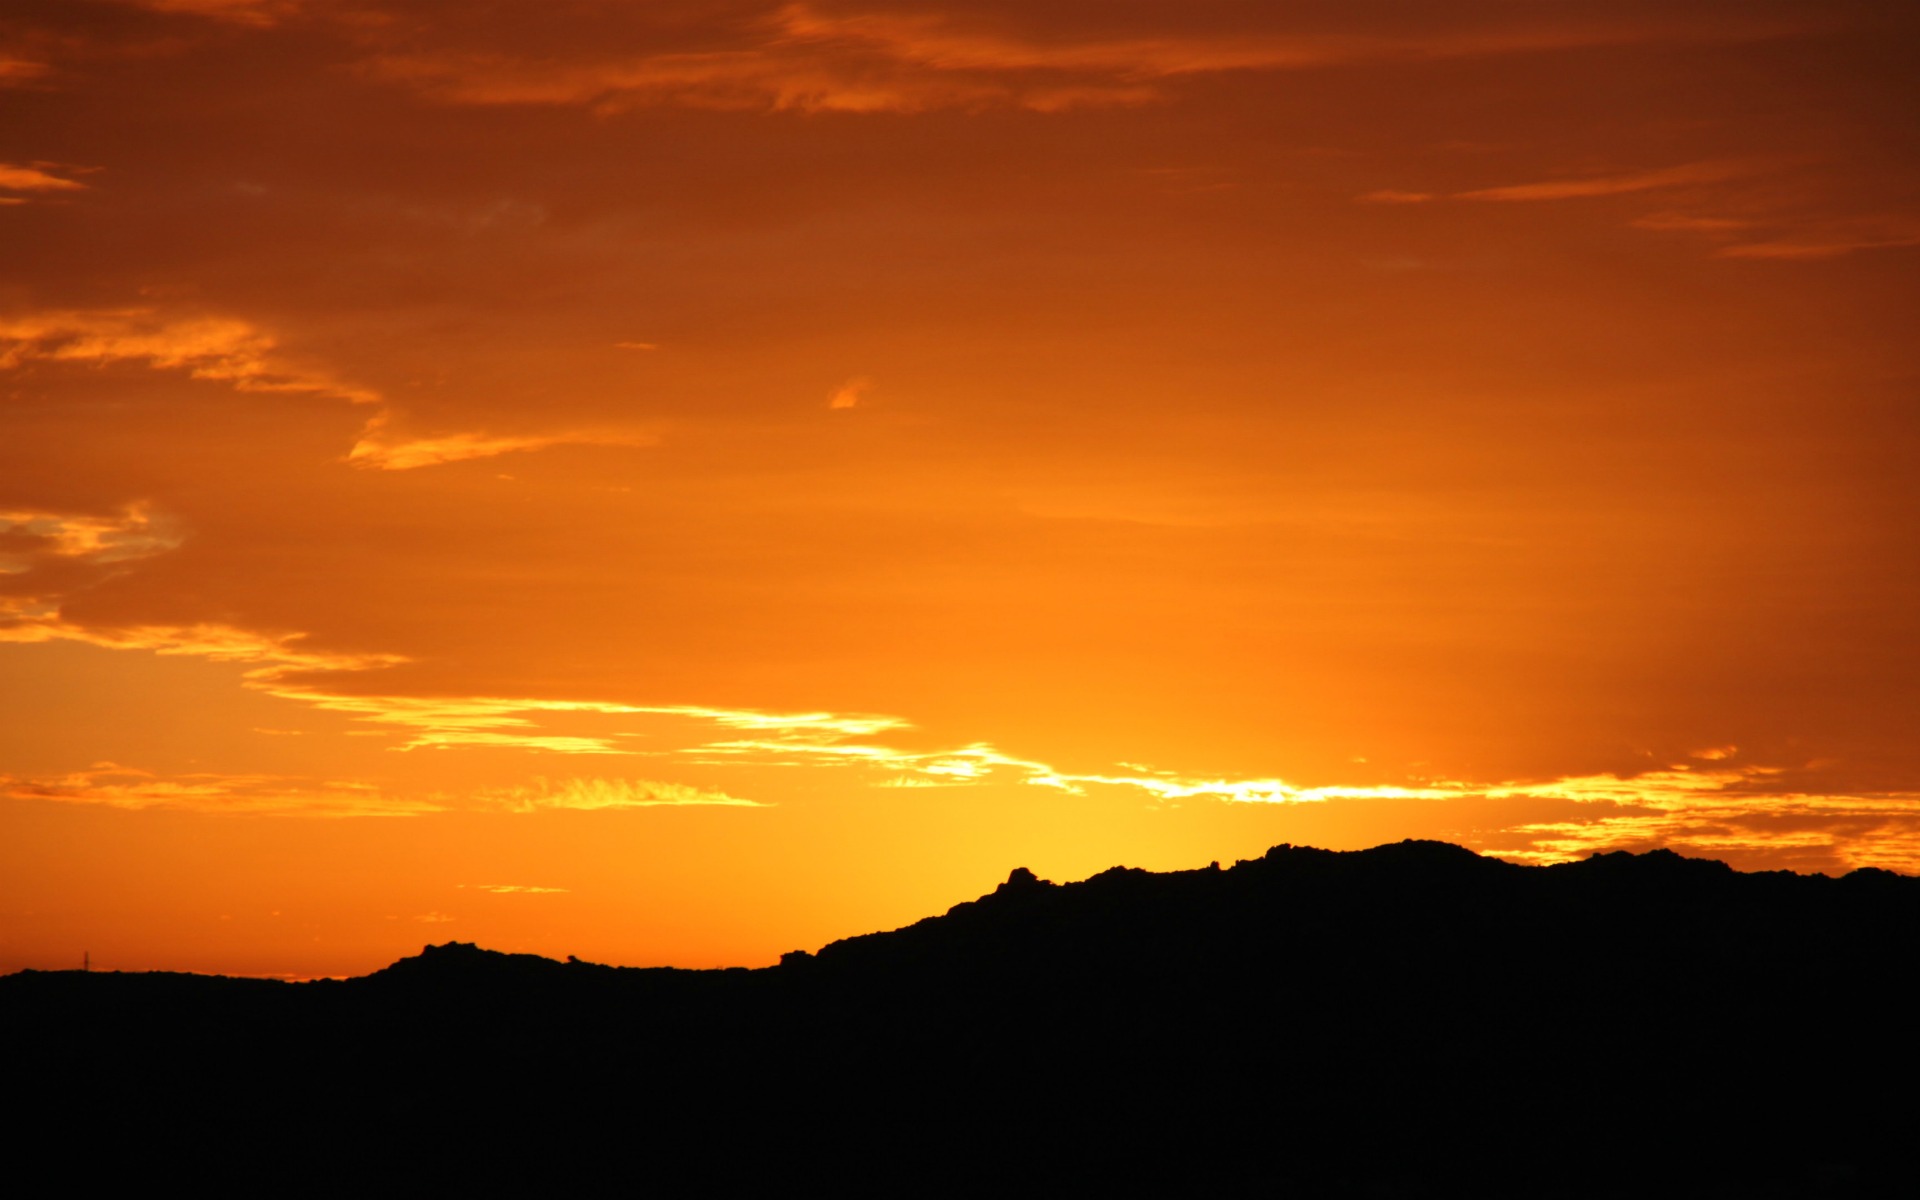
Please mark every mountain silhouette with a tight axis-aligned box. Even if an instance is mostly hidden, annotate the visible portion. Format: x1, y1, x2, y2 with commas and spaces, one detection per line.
8, 840, 1914, 1195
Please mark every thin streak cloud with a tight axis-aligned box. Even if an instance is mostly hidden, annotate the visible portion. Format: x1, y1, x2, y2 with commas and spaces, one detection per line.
346, 415, 660, 470
0, 60, 51, 86
1357, 188, 1434, 205
0, 764, 435, 817
0, 504, 181, 566
1716, 228, 1920, 260
0, 163, 86, 193
477, 777, 767, 811
135, 0, 296, 26
0, 308, 379, 404
462, 884, 569, 894
359, 3, 1807, 117
1453, 160, 1757, 202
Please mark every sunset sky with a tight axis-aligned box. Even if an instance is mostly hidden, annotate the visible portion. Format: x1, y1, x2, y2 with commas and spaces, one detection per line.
4, 0, 1918, 976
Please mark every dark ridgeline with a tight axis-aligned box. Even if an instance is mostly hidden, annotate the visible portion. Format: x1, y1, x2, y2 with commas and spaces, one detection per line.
8, 841, 1917, 1194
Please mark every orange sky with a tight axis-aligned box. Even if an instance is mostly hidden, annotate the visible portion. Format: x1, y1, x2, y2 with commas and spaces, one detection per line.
3, 0, 1918, 976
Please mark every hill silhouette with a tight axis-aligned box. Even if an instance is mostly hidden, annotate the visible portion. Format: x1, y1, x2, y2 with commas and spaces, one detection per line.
8, 840, 1915, 1194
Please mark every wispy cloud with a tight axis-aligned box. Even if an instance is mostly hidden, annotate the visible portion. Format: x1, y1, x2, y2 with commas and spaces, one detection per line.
366, 44, 1018, 115
346, 412, 660, 470
1356, 188, 1434, 205
1629, 212, 1758, 234
0, 59, 51, 87
0, 163, 87, 197
0, 761, 761, 822
827, 375, 870, 409
1634, 205, 1920, 261
476, 776, 767, 811
241, 683, 904, 755
1367, 160, 1920, 265
0, 306, 649, 469
0, 308, 379, 403
1356, 160, 1758, 212
364, 3, 1789, 117
673, 716, 1920, 873
9, 599, 1919, 864
0, 571, 901, 758
461, 883, 569, 894
1476, 772, 1920, 875
0, 763, 436, 816
1715, 226, 1920, 261
0, 613, 406, 674
133, 0, 298, 27
0, 503, 182, 570
1453, 160, 1756, 203
688, 731, 1453, 805
246, 689, 644, 755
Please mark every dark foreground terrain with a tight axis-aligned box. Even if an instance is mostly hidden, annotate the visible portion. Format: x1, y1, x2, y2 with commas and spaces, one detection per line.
7, 841, 1917, 1194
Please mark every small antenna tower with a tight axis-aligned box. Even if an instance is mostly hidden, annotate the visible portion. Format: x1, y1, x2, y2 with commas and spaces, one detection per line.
83, 950, 90, 973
